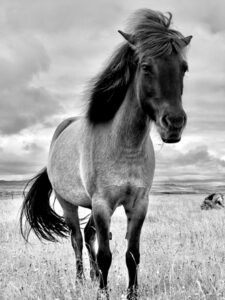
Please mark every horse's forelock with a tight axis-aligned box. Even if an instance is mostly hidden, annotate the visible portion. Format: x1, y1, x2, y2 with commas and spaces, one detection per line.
127, 9, 185, 58
126, 9, 172, 30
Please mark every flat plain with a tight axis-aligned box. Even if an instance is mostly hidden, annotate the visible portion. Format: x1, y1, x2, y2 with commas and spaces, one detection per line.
1, 194, 225, 300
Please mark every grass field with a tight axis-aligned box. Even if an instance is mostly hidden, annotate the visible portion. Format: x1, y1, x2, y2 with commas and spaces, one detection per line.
1, 194, 225, 300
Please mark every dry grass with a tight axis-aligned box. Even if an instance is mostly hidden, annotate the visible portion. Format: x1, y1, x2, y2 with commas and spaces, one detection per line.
1, 195, 225, 299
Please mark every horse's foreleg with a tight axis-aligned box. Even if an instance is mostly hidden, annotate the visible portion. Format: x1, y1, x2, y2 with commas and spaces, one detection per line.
92, 199, 112, 299
84, 214, 100, 280
125, 196, 149, 300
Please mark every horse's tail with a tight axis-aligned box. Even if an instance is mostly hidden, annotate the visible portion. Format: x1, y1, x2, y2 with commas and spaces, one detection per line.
20, 168, 69, 242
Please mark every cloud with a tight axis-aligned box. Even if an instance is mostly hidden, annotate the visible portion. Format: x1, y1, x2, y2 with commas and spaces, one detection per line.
22, 141, 46, 153
0, 34, 69, 135
173, 0, 225, 33
0, 137, 48, 177
155, 144, 225, 181
173, 146, 225, 167
0, 1, 127, 136
0, 35, 50, 90
4, 0, 125, 34
0, 87, 64, 135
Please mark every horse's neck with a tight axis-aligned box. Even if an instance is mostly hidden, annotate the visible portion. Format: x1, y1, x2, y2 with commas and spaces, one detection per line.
111, 87, 150, 151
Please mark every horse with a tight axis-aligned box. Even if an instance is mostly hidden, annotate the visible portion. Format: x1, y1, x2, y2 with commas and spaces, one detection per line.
20, 9, 192, 300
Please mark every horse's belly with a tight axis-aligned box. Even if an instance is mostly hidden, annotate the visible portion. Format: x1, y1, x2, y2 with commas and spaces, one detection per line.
48, 166, 92, 208
47, 127, 91, 208
54, 184, 91, 208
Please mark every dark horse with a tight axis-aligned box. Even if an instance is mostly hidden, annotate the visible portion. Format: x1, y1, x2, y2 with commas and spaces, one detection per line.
20, 9, 192, 300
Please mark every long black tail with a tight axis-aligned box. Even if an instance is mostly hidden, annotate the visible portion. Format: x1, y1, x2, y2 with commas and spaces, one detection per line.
20, 168, 69, 242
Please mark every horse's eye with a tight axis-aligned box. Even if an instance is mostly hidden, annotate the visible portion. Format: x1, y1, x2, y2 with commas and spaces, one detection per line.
141, 64, 153, 74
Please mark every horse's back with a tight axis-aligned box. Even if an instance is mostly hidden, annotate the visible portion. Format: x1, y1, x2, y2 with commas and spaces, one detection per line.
50, 116, 80, 148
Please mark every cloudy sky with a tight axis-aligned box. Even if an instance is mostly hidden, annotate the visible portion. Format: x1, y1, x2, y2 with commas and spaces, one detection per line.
0, 0, 225, 182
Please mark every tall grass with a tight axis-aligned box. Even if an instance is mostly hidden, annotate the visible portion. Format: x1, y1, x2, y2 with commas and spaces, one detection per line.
1, 195, 225, 299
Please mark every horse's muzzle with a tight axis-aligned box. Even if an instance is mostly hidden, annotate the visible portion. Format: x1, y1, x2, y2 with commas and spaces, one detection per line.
158, 111, 187, 143
161, 132, 181, 143
161, 112, 187, 130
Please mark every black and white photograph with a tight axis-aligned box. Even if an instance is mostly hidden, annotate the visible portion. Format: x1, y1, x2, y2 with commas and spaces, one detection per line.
1, 0, 225, 299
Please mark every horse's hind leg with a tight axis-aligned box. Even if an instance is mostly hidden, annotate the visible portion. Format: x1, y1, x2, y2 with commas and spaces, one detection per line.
57, 195, 84, 280
84, 214, 99, 280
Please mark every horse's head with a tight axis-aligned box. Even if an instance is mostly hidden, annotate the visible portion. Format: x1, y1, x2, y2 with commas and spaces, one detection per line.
118, 11, 192, 143
136, 51, 190, 143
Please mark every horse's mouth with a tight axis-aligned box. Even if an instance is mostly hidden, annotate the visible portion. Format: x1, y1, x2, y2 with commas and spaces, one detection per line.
156, 118, 185, 144
162, 136, 181, 143
160, 129, 182, 144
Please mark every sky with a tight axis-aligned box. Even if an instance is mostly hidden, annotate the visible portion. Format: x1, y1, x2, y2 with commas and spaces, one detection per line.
0, 0, 225, 182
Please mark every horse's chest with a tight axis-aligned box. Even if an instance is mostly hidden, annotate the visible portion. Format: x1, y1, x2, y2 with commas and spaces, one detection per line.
101, 184, 147, 209
111, 163, 145, 185
97, 153, 154, 188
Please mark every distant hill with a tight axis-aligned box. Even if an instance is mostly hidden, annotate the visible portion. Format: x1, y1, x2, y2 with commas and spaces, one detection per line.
151, 178, 225, 195
0, 180, 27, 199
0, 178, 224, 200
0, 180, 27, 186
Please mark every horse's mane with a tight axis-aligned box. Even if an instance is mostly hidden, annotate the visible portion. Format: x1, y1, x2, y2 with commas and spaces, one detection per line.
87, 9, 185, 124
87, 43, 136, 124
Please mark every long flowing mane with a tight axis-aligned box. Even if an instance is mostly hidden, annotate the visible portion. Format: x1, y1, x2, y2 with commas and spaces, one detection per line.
87, 44, 136, 124
87, 9, 185, 124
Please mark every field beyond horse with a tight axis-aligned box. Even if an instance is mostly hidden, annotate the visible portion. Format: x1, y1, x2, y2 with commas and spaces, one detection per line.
1, 194, 225, 299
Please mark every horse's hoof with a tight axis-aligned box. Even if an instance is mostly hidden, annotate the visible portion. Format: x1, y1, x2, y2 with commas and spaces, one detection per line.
127, 287, 139, 300
97, 288, 109, 300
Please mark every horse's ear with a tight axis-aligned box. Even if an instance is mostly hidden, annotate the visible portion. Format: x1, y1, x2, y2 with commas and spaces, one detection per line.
181, 35, 193, 47
118, 30, 136, 49
171, 35, 193, 52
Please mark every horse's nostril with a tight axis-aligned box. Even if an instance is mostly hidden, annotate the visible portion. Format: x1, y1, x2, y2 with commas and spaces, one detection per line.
162, 115, 170, 127
162, 114, 185, 129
